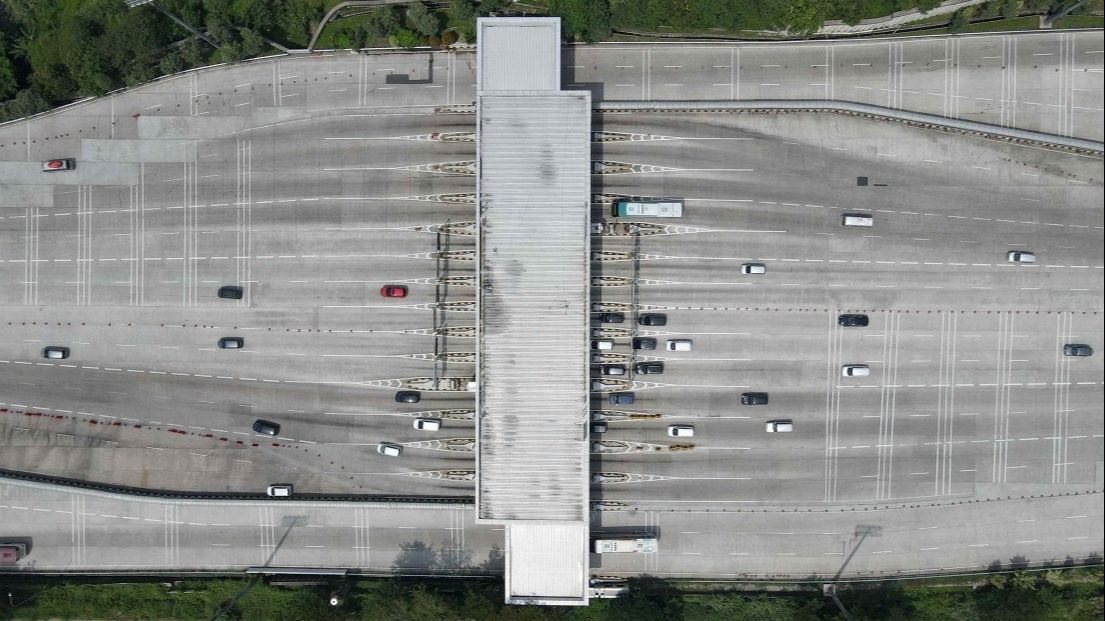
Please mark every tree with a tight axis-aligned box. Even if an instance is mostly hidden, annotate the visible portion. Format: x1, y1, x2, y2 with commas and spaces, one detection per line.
780, 0, 829, 35
948, 8, 972, 31
547, 0, 612, 42
362, 7, 401, 41
159, 52, 184, 76
239, 27, 266, 56
1001, 0, 1022, 18
406, 2, 441, 37
0, 52, 18, 100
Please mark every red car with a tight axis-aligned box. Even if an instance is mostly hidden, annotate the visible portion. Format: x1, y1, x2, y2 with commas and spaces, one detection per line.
42, 158, 76, 172
380, 285, 408, 298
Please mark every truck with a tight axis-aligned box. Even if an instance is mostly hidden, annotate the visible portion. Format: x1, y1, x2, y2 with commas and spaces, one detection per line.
613, 199, 683, 218
592, 538, 658, 554
0, 542, 27, 565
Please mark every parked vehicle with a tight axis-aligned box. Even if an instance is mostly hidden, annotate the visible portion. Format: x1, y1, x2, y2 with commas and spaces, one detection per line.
638, 313, 667, 326
635, 362, 664, 375
600, 365, 626, 376
0, 542, 28, 564
598, 312, 625, 323
632, 337, 657, 350
590, 422, 608, 434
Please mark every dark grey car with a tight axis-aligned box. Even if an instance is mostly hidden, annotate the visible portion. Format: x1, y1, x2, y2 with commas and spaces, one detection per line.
598, 312, 625, 323
395, 391, 421, 403
218, 285, 243, 299
607, 392, 635, 405
217, 337, 244, 349
252, 419, 280, 436
1063, 343, 1093, 357
741, 392, 769, 406
638, 313, 667, 326
838, 314, 869, 327
632, 337, 657, 350
634, 362, 664, 375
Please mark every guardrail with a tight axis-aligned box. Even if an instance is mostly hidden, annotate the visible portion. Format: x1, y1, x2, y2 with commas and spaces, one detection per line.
596, 100, 1105, 156
0, 468, 473, 504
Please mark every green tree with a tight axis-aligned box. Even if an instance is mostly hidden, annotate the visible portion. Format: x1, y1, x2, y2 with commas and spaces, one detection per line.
448, 0, 478, 41
0, 51, 18, 100
949, 8, 972, 31
390, 28, 422, 48
547, 0, 612, 42
781, 0, 829, 34
407, 1, 441, 37
362, 7, 402, 42
159, 52, 184, 76
1001, 0, 1022, 17
240, 27, 266, 56
0, 88, 50, 121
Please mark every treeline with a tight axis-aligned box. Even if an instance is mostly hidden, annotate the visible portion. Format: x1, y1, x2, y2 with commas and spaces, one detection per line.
2, 567, 1102, 620
0, 0, 328, 122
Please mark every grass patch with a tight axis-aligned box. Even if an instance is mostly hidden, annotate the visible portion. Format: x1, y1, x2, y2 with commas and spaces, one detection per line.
1053, 14, 1105, 28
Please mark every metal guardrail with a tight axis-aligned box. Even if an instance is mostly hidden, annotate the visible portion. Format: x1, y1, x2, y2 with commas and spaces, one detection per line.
596, 100, 1105, 156
0, 468, 473, 505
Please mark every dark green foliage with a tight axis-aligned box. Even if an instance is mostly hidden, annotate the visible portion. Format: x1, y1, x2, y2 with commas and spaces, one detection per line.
547, 0, 613, 42
407, 1, 442, 37
1001, 0, 1022, 17
949, 8, 972, 30
449, 0, 480, 42
1, 568, 1102, 620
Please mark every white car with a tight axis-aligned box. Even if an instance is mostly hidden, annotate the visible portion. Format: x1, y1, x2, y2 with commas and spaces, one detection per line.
740, 263, 766, 275
266, 484, 292, 497
592, 339, 614, 350
600, 365, 626, 376
667, 425, 694, 438
842, 364, 870, 377
42, 346, 70, 359
413, 418, 442, 431
1007, 250, 1036, 263
765, 420, 794, 433
377, 442, 403, 457
665, 339, 693, 351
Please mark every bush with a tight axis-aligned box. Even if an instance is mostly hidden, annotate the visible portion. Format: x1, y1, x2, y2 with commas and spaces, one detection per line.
406, 1, 441, 37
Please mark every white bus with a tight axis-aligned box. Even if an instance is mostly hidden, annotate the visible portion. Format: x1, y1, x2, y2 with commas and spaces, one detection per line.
613, 199, 683, 218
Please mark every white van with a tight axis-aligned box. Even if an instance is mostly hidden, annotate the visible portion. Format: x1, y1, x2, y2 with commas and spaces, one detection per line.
266, 485, 292, 497
592, 339, 614, 350
765, 420, 794, 433
842, 364, 870, 377
842, 213, 874, 227
740, 263, 766, 275
666, 339, 693, 351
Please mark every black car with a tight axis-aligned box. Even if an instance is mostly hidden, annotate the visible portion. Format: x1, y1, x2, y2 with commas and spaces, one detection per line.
218, 285, 244, 300
252, 419, 280, 436
395, 390, 421, 403
218, 337, 244, 349
638, 313, 667, 326
635, 362, 664, 375
838, 314, 869, 327
608, 392, 635, 405
598, 312, 625, 324
632, 337, 657, 350
1063, 343, 1093, 357
741, 392, 769, 406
